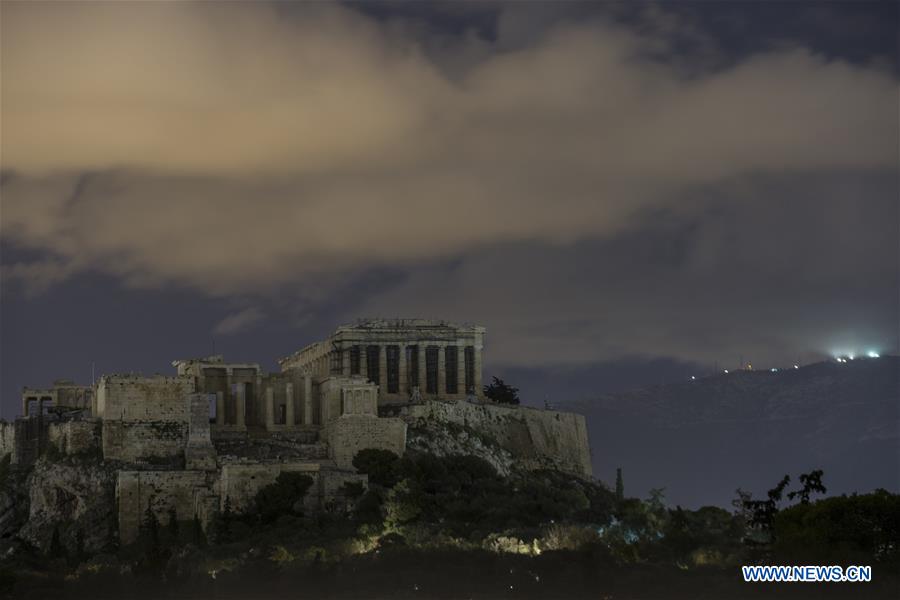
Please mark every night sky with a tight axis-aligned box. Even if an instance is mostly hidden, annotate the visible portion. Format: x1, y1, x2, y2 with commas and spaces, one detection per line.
1, 1, 897, 420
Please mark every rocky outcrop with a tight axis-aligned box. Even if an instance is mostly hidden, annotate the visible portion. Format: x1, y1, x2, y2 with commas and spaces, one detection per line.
399, 400, 593, 478
17, 457, 118, 555
407, 420, 515, 477
0, 477, 29, 547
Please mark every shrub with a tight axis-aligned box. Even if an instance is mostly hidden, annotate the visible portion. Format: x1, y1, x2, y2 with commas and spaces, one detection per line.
773, 490, 900, 567
255, 472, 315, 524
352, 449, 400, 488
483, 377, 520, 405
0, 454, 10, 488
542, 524, 599, 551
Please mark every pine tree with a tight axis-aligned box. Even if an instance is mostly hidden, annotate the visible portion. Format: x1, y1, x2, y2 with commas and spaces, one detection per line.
74, 528, 85, 562
143, 504, 160, 555
193, 514, 206, 547
167, 506, 180, 544
615, 467, 624, 502
218, 496, 233, 544
49, 525, 64, 558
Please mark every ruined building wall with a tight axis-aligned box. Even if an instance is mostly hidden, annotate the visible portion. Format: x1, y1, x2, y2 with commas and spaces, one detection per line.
401, 401, 592, 478
219, 462, 367, 514
98, 376, 194, 464
324, 415, 407, 469
116, 470, 213, 544
46, 420, 100, 456
0, 422, 15, 461
219, 462, 320, 513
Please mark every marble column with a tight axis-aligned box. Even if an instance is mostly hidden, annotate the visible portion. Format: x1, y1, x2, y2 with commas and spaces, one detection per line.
235, 384, 246, 428
285, 382, 295, 427
437, 345, 446, 397
342, 349, 352, 376
265, 387, 275, 430
457, 342, 467, 397
225, 369, 233, 424
398, 344, 408, 399
215, 391, 225, 426
378, 345, 388, 392
417, 345, 426, 393
473, 346, 483, 396
360, 347, 368, 380
303, 375, 313, 425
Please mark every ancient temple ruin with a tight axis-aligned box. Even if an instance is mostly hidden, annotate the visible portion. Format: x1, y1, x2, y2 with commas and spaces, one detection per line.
1, 319, 591, 545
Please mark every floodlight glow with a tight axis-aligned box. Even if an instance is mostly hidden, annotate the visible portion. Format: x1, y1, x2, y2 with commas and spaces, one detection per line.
868, 351, 880, 358
690, 376, 696, 380
848, 354, 855, 360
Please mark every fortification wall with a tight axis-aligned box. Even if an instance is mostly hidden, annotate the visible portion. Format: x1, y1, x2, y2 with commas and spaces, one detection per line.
0, 422, 15, 461
219, 462, 367, 514
402, 401, 592, 478
116, 470, 215, 544
324, 415, 407, 469
96, 376, 193, 421
102, 421, 189, 464
98, 376, 194, 464
219, 462, 320, 513
46, 420, 100, 455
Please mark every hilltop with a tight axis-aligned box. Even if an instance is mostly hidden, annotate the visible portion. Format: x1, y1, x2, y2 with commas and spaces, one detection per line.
564, 356, 899, 507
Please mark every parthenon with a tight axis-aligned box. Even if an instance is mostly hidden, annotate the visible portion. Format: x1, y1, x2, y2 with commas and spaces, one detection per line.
280, 318, 486, 404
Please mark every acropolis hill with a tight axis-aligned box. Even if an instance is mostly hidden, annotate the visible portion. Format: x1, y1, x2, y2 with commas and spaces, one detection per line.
1, 319, 592, 550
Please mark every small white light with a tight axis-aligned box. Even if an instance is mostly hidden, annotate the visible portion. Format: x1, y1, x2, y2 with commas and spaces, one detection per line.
868, 351, 880, 358
794, 365, 799, 369
691, 376, 696, 380
723, 369, 729, 374
770, 368, 777, 372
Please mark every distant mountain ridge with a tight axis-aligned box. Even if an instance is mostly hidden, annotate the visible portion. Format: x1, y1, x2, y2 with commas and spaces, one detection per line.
561, 356, 899, 508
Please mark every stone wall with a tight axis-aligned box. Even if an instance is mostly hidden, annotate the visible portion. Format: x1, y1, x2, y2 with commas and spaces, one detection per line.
98, 376, 194, 464
116, 470, 214, 544
219, 462, 320, 513
102, 421, 189, 465
219, 462, 368, 514
324, 415, 407, 469
185, 393, 217, 471
12, 417, 43, 466
46, 420, 100, 455
401, 401, 592, 478
0, 422, 15, 461
96, 375, 193, 421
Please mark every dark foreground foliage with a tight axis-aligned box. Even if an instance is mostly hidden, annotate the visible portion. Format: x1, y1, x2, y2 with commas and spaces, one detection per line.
2, 454, 897, 599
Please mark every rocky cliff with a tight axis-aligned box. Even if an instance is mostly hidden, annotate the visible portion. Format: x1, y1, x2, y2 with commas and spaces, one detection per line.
1, 455, 118, 557
397, 400, 593, 478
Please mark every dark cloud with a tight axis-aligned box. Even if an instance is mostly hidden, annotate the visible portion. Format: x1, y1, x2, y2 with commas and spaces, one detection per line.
0, 1, 896, 408
354, 171, 898, 368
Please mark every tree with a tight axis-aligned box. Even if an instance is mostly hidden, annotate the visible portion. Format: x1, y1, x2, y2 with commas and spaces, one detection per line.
483, 377, 520, 405
142, 504, 160, 557
49, 525, 64, 559
193, 515, 206, 547
786, 469, 826, 505
218, 496, 233, 544
742, 474, 790, 538
74, 529, 85, 563
352, 449, 400, 488
615, 467, 624, 502
167, 506, 180, 543
255, 472, 315, 523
